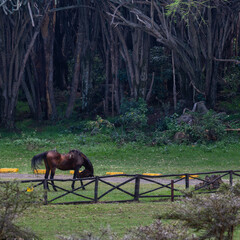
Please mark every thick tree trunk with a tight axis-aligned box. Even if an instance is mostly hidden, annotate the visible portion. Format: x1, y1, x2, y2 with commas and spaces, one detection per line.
41, 6, 57, 120
65, 16, 83, 118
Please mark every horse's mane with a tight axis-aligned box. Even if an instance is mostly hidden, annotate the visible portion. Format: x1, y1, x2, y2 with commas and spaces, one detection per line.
69, 149, 94, 175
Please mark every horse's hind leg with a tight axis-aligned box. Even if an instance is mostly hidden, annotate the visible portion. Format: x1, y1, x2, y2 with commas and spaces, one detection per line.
50, 168, 57, 191
44, 168, 50, 191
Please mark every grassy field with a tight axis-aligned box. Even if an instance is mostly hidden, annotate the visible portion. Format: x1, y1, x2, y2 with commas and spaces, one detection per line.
18, 202, 168, 240
1, 121, 240, 239
0, 121, 240, 176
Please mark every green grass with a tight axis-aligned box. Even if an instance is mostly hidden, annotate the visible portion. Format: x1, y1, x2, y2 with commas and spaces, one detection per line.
1, 123, 240, 175
16, 178, 185, 204
16, 199, 240, 240
18, 202, 167, 240
1, 121, 240, 239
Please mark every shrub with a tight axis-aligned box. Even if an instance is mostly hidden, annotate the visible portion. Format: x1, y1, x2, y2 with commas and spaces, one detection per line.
154, 111, 227, 144
0, 181, 40, 239
58, 227, 116, 240
12, 131, 51, 150
154, 113, 191, 145
159, 191, 240, 240
86, 115, 115, 135
118, 98, 148, 131
123, 220, 196, 240
187, 111, 226, 142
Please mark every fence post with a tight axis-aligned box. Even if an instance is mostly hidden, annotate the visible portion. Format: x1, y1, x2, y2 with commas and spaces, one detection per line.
229, 171, 233, 186
43, 179, 48, 205
171, 180, 174, 202
94, 176, 99, 203
185, 174, 189, 189
134, 175, 140, 201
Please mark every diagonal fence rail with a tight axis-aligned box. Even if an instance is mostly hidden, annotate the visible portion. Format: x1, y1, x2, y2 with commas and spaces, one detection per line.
1, 170, 240, 204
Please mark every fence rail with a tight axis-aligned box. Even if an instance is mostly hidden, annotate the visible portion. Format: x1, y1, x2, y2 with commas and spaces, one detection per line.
1, 170, 240, 205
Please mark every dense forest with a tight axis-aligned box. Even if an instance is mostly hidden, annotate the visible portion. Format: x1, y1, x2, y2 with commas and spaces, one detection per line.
1, 0, 240, 129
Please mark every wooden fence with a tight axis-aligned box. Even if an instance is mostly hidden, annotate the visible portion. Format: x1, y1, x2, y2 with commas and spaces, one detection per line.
2, 170, 240, 205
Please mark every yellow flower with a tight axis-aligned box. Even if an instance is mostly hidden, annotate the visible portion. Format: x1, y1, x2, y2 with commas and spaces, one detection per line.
27, 187, 34, 192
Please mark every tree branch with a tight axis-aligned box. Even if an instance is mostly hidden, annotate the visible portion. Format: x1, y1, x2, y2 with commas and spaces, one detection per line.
213, 57, 240, 64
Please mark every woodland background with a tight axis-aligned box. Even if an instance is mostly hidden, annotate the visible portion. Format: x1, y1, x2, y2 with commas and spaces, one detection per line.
1, 0, 240, 130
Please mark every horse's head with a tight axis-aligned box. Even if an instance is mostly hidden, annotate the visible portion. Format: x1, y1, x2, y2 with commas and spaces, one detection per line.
78, 169, 94, 178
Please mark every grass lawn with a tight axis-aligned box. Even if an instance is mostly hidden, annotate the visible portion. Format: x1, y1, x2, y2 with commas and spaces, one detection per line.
1, 121, 240, 239
17, 200, 240, 240
18, 201, 167, 240
0, 122, 240, 176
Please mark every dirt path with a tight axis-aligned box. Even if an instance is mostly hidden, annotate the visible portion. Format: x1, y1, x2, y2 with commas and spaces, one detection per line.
0, 172, 201, 186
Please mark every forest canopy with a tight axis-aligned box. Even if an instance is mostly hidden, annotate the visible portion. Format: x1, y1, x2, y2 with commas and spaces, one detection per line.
0, 0, 240, 129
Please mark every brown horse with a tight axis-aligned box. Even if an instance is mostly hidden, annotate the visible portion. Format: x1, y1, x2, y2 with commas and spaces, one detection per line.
31, 149, 94, 191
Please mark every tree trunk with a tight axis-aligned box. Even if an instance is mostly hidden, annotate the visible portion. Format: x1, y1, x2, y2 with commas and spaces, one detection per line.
41, 4, 57, 120
65, 12, 83, 118
108, 0, 240, 107
0, 1, 51, 128
172, 50, 177, 111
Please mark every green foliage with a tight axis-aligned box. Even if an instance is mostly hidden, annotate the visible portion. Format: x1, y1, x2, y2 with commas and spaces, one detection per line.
12, 131, 51, 150
0, 181, 40, 239
86, 115, 115, 135
165, 0, 207, 24
118, 98, 148, 131
160, 191, 240, 240
154, 111, 227, 145
222, 64, 240, 96
218, 96, 240, 114
187, 111, 226, 143
112, 129, 149, 145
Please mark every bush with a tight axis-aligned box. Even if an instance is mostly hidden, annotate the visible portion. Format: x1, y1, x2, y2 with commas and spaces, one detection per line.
0, 181, 40, 239
118, 98, 148, 131
12, 131, 51, 150
187, 111, 226, 142
159, 191, 240, 240
86, 115, 115, 135
154, 111, 227, 144
58, 227, 116, 240
123, 220, 196, 240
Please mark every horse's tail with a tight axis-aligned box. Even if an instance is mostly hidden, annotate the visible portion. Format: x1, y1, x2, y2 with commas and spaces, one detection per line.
31, 151, 48, 171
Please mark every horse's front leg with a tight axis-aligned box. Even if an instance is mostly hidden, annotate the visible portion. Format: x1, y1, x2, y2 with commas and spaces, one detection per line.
50, 168, 57, 191
77, 171, 85, 190
80, 179, 85, 190
72, 166, 80, 190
